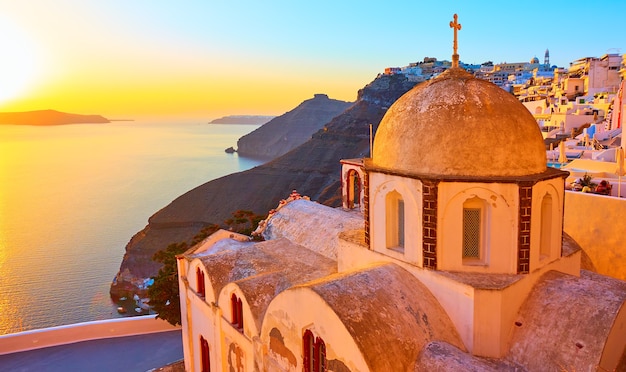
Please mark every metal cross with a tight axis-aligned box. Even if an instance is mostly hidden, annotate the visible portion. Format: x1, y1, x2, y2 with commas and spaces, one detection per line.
449, 14, 461, 67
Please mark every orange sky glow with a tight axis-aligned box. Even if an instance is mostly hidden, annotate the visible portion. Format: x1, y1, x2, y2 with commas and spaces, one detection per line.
1, 1, 624, 121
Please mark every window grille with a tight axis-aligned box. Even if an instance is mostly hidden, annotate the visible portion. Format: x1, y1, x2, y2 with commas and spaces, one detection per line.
463, 208, 481, 258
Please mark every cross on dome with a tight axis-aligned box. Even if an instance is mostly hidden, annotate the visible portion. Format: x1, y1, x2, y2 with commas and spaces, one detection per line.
449, 13, 461, 68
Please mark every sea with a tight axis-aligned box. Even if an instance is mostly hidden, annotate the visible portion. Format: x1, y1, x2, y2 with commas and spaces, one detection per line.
0, 121, 265, 335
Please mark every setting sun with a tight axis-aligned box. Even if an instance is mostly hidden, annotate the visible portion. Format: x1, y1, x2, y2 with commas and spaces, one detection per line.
0, 17, 41, 105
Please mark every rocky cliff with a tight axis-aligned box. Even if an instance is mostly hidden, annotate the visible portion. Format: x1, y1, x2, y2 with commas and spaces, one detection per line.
0, 109, 109, 125
236, 94, 353, 159
110, 73, 418, 300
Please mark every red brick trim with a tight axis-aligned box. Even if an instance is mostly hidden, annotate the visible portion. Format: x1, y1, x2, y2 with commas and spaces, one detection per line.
364, 171, 370, 247
517, 183, 533, 273
423, 180, 439, 269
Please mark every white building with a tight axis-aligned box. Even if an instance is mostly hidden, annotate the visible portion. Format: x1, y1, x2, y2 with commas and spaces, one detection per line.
177, 63, 626, 371
557, 54, 622, 98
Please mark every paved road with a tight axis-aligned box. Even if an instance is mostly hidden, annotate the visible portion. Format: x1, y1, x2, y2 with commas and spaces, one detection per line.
0, 330, 183, 372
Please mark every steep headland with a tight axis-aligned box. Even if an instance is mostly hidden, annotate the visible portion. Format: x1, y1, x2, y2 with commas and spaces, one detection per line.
0, 109, 110, 125
209, 115, 275, 125
236, 94, 353, 159
110, 73, 418, 300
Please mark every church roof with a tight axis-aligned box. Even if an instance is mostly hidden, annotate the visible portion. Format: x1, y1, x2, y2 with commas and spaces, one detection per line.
261, 199, 363, 260
507, 270, 626, 370
416, 342, 521, 371
197, 237, 337, 330
302, 263, 465, 371
372, 67, 547, 177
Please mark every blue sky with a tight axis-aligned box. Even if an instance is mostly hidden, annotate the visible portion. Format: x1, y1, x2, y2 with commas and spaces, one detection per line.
0, 0, 624, 119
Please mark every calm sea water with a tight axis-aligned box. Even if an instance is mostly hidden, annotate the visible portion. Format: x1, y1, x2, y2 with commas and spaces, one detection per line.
0, 122, 264, 335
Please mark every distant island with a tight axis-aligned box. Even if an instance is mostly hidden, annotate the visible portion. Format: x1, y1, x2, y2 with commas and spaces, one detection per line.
0, 109, 110, 126
209, 115, 275, 125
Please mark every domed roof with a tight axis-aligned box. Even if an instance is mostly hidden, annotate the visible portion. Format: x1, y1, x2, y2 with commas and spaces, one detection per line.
531, 56, 540, 64
372, 68, 547, 177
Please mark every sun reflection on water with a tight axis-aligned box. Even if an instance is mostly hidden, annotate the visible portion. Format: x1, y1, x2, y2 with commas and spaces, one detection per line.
0, 122, 263, 335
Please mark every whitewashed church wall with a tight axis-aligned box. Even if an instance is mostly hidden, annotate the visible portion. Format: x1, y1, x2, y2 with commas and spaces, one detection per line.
369, 172, 423, 266
189, 289, 220, 371
564, 192, 626, 281
438, 182, 519, 273
529, 179, 564, 272
337, 239, 475, 353
189, 258, 216, 304
473, 248, 582, 358
178, 259, 193, 372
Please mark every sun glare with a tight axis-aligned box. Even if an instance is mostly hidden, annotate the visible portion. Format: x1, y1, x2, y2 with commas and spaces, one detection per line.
0, 18, 41, 105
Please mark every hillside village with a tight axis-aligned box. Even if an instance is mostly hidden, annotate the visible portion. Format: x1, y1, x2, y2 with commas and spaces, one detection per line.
385, 51, 623, 140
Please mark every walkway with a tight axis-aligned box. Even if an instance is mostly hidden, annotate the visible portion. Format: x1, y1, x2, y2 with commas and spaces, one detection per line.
0, 330, 183, 372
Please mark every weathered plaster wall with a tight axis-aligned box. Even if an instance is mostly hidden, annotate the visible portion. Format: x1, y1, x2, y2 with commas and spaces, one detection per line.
564, 192, 626, 280
220, 317, 253, 372
260, 287, 369, 372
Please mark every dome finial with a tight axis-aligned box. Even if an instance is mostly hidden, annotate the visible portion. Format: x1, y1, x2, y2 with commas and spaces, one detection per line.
449, 13, 462, 68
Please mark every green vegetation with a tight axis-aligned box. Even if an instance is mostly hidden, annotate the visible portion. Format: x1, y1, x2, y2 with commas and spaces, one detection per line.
148, 210, 265, 326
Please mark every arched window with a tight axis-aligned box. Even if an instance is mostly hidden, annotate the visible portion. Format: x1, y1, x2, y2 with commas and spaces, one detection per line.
196, 267, 205, 298
462, 197, 487, 264
347, 170, 361, 209
231, 293, 244, 331
385, 190, 405, 251
303, 329, 326, 372
540, 193, 553, 259
200, 335, 210, 372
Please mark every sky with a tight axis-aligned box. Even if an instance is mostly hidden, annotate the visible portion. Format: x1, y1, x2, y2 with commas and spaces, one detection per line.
0, 1, 624, 121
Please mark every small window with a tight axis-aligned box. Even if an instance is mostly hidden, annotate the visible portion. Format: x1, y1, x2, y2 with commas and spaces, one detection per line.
385, 190, 405, 252
462, 197, 487, 264
303, 329, 326, 372
346, 169, 361, 209
231, 293, 243, 330
540, 194, 553, 259
200, 336, 210, 372
463, 208, 481, 259
196, 267, 205, 298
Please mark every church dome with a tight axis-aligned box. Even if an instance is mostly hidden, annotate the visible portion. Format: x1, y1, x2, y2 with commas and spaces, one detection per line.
372, 68, 547, 177
531, 56, 540, 64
